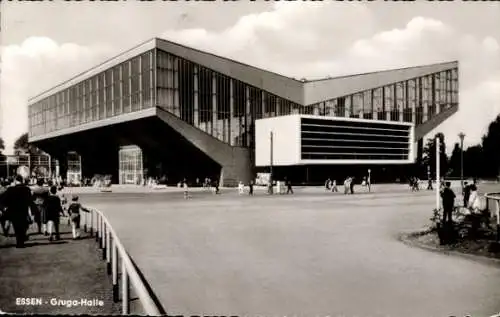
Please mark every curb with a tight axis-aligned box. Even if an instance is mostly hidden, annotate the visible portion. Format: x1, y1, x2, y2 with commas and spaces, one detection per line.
398, 230, 500, 268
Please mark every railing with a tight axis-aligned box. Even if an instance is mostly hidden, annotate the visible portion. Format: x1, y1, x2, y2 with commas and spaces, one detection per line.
484, 192, 500, 242
80, 208, 165, 315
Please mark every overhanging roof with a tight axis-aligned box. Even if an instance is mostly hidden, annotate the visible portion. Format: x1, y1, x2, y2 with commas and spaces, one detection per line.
28, 37, 458, 107
303, 61, 458, 105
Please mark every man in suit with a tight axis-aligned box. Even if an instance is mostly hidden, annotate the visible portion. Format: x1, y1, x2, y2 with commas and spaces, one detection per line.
2, 175, 33, 248
441, 181, 456, 226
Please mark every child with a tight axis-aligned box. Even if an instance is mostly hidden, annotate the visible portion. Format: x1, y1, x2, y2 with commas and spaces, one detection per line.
67, 195, 90, 239
45, 186, 65, 241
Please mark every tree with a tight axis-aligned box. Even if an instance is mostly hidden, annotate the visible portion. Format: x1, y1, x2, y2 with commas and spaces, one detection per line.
463, 145, 484, 179
448, 142, 461, 177
481, 115, 500, 178
13, 133, 43, 156
422, 133, 449, 178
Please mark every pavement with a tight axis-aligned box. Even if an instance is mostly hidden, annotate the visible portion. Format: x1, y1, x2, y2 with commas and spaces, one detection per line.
0, 221, 121, 315
77, 183, 500, 317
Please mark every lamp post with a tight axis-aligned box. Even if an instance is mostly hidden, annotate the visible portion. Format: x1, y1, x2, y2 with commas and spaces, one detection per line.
458, 132, 465, 194
269, 131, 274, 195
368, 168, 371, 192
436, 135, 441, 211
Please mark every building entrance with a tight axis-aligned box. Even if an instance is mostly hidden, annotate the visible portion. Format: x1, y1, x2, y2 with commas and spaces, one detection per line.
119, 145, 144, 185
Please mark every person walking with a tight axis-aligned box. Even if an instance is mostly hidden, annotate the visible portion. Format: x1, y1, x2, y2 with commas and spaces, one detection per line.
325, 178, 331, 191
350, 177, 355, 195
427, 178, 433, 190
45, 186, 64, 241
214, 180, 220, 195
0, 180, 11, 237
441, 181, 456, 225
32, 179, 49, 235
238, 181, 245, 195
286, 179, 294, 194
2, 175, 33, 248
462, 181, 470, 207
344, 177, 350, 195
67, 195, 90, 239
248, 180, 254, 196
331, 179, 338, 193
183, 179, 190, 199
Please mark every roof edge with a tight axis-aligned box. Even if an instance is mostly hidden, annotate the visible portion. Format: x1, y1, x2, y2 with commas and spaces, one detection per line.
305, 60, 459, 83
154, 37, 300, 84
28, 38, 157, 102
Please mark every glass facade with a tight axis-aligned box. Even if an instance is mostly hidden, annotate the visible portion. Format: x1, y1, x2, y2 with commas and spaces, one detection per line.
67, 152, 82, 185
156, 49, 302, 147
29, 50, 156, 138
118, 145, 143, 185
306, 68, 459, 127
28, 44, 458, 152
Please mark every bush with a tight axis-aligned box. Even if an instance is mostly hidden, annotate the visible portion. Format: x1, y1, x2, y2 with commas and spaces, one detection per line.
430, 206, 496, 243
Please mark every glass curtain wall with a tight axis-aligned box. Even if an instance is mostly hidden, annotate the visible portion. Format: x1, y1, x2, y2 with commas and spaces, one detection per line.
29, 50, 155, 138
118, 145, 143, 185
295, 67, 458, 127
155, 49, 299, 148
67, 152, 82, 186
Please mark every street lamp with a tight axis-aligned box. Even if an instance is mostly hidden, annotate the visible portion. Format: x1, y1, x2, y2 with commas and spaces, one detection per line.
458, 132, 465, 194
269, 130, 274, 195
368, 168, 371, 192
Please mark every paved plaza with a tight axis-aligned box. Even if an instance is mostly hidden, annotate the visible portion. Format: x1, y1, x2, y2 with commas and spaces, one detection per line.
75, 184, 500, 317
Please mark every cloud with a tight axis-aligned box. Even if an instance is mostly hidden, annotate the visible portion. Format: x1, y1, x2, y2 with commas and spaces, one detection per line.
0, 37, 113, 154
161, 5, 500, 154
2, 3, 499, 159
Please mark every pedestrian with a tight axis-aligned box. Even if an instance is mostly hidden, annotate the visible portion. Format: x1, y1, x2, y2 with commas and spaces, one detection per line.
45, 186, 65, 241
286, 180, 294, 194
0, 180, 11, 237
248, 180, 254, 195
238, 181, 245, 195
331, 179, 338, 193
344, 177, 350, 195
32, 178, 49, 235
441, 181, 456, 225
350, 177, 355, 195
325, 178, 331, 191
427, 179, 433, 190
214, 180, 220, 194
67, 195, 90, 240
183, 179, 189, 199
467, 184, 480, 211
463, 181, 470, 207
2, 175, 33, 248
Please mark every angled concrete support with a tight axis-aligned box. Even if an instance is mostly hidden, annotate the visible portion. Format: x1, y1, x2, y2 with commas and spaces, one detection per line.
414, 103, 458, 142
155, 107, 252, 187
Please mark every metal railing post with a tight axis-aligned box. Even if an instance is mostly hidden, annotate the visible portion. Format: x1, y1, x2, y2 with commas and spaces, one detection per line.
106, 228, 111, 274
90, 207, 163, 316
496, 200, 500, 242
96, 214, 100, 242
90, 211, 94, 236
112, 243, 119, 302
84, 211, 88, 233
122, 260, 130, 314
102, 222, 107, 260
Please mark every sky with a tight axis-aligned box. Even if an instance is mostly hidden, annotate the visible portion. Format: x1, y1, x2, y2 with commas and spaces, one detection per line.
0, 0, 499, 155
